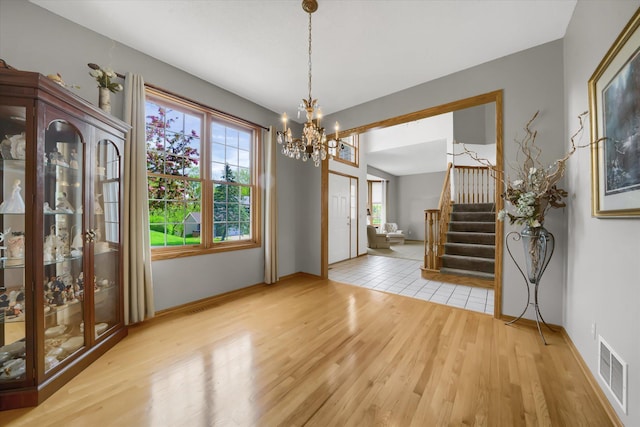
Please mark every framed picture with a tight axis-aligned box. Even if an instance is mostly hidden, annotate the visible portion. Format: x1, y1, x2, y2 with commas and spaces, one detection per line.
589, 8, 640, 217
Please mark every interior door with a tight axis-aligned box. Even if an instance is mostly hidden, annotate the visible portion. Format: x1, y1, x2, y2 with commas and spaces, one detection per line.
329, 173, 351, 264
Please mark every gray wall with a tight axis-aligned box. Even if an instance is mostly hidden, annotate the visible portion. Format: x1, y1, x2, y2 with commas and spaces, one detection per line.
564, 2, 640, 424
0, 0, 313, 310
326, 39, 567, 325
397, 171, 446, 240
453, 104, 489, 145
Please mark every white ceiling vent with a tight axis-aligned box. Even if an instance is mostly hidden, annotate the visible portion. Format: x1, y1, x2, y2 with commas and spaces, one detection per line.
598, 336, 627, 413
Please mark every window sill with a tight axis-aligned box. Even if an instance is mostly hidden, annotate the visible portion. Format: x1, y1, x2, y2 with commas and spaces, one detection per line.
151, 240, 261, 261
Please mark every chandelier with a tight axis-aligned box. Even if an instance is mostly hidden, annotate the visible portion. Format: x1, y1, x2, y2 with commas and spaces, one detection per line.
277, 0, 340, 167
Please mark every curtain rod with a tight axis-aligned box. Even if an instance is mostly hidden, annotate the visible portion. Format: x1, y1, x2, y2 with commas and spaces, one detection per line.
88, 63, 269, 131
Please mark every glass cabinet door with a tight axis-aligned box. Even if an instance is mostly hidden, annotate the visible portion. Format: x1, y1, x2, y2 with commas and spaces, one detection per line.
0, 70, 128, 409
93, 140, 120, 339
43, 120, 85, 373
0, 105, 27, 383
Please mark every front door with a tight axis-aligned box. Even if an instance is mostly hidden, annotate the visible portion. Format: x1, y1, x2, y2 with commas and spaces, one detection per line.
329, 173, 354, 264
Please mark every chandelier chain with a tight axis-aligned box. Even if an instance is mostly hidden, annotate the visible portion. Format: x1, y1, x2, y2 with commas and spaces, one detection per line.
276, 0, 341, 167
308, 12, 313, 100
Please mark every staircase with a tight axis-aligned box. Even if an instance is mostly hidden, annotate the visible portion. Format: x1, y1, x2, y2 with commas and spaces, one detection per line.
440, 203, 495, 280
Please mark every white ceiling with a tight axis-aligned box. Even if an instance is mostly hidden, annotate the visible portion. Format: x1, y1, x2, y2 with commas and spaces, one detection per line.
30, 0, 577, 120
362, 113, 453, 176
29, 0, 576, 176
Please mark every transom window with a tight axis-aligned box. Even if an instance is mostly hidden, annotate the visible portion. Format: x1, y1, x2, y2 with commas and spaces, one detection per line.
333, 134, 359, 167
145, 87, 261, 259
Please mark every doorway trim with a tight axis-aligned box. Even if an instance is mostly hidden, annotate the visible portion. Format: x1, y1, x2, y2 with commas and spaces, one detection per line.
321, 89, 504, 318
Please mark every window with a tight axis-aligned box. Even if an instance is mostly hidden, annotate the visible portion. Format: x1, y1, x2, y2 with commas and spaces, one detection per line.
368, 180, 383, 227
211, 121, 252, 242
333, 134, 359, 167
145, 88, 261, 259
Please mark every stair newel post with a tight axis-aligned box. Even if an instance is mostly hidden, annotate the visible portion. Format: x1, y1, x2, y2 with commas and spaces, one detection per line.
437, 207, 446, 269
425, 209, 439, 271
424, 210, 430, 269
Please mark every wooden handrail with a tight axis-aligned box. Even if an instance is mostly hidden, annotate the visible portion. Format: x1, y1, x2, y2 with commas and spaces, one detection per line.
438, 163, 453, 210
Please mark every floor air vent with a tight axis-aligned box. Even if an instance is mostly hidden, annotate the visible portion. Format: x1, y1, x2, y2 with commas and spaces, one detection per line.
598, 336, 627, 413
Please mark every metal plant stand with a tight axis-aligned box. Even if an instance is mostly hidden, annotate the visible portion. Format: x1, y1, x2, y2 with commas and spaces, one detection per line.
505, 227, 555, 345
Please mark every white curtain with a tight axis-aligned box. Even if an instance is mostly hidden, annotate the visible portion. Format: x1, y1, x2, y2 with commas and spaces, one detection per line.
264, 127, 278, 284
123, 73, 155, 324
381, 179, 388, 226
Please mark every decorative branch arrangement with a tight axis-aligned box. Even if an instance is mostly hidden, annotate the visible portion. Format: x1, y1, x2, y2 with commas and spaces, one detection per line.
456, 111, 598, 227
87, 63, 123, 93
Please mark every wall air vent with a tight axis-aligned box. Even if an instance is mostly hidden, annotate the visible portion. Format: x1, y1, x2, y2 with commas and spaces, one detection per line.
598, 336, 627, 413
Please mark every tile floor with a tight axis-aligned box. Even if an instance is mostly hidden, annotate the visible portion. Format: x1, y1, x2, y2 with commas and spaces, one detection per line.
329, 254, 494, 315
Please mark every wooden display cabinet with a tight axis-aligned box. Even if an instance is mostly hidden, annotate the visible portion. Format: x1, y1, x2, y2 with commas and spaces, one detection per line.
0, 67, 128, 409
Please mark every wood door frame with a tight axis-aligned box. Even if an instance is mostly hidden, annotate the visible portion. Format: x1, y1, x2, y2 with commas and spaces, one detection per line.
321, 90, 504, 318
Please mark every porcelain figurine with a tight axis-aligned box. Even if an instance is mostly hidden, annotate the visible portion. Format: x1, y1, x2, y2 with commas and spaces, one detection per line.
71, 228, 83, 250
65, 285, 75, 302
69, 148, 79, 169
51, 277, 66, 306
0, 132, 26, 160
44, 227, 56, 262
0, 179, 25, 214
0, 227, 10, 260
0, 293, 8, 308
6, 232, 24, 259
94, 194, 104, 215
55, 192, 74, 213
9, 132, 26, 160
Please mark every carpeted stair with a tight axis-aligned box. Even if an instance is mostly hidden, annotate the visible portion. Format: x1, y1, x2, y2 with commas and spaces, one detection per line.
440, 203, 495, 280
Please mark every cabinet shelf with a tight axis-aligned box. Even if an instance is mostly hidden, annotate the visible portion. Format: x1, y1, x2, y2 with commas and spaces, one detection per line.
95, 248, 117, 256
0, 259, 25, 269
44, 254, 83, 267
0, 159, 26, 169
44, 212, 82, 216
3, 313, 25, 323
44, 163, 80, 175
44, 299, 82, 318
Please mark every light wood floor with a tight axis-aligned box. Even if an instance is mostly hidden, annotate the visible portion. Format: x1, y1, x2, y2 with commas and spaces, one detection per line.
1, 275, 613, 426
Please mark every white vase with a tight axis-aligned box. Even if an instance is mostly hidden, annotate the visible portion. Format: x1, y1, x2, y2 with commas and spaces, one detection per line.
98, 87, 111, 113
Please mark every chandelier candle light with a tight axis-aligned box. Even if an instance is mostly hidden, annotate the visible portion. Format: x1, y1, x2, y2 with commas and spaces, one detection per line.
277, 0, 340, 166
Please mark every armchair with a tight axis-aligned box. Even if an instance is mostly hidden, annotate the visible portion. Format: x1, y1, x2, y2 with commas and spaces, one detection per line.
367, 225, 390, 249
382, 223, 405, 244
